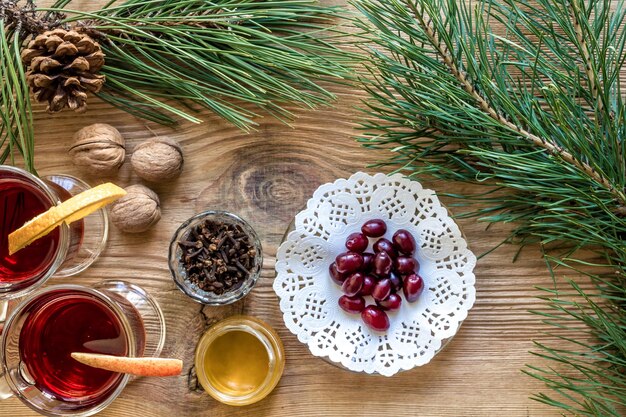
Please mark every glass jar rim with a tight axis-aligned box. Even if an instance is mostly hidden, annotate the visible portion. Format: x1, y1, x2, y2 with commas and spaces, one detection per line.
194, 315, 285, 406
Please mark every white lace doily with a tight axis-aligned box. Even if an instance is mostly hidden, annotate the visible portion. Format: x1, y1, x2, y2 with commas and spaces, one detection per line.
273, 172, 476, 376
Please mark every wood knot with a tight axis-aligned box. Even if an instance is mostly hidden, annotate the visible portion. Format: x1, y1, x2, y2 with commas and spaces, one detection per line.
238, 162, 320, 218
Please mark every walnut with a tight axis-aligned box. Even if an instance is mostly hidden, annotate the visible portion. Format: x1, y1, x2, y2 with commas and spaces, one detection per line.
109, 184, 161, 233
131, 136, 183, 182
69, 123, 125, 175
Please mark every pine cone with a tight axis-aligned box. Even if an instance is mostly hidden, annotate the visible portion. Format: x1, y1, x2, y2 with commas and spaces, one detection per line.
21, 28, 105, 113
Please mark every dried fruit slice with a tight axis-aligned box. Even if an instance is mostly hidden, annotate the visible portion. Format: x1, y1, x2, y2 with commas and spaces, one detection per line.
8, 182, 126, 255
71, 353, 183, 377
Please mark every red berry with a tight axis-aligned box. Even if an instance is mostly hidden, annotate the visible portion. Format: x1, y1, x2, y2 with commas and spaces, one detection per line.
393, 229, 416, 255
338, 295, 365, 314
361, 252, 375, 273
329, 262, 348, 285
335, 252, 363, 274
395, 256, 417, 274
345, 232, 369, 253
377, 293, 402, 311
361, 305, 390, 331
360, 274, 376, 296
389, 271, 402, 292
373, 238, 397, 258
361, 219, 387, 238
372, 278, 392, 301
403, 273, 425, 302
374, 251, 393, 277
342, 272, 364, 296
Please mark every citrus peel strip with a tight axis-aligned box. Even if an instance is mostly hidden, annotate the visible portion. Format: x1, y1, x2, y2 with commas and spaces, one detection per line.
71, 353, 183, 377
8, 182, 126, 255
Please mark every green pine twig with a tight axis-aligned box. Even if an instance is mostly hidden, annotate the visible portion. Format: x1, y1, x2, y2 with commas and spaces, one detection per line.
353, 0, 626, 414
50, 0, 360, 130
0, 1, 35, 173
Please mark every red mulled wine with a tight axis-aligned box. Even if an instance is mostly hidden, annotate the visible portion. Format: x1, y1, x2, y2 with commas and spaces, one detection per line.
19, 289, 128, 402
0, 174, 84, 286
0, 177, 60, 283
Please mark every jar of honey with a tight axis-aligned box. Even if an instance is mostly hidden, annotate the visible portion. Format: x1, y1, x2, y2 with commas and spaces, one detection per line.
195, 316, 285, 406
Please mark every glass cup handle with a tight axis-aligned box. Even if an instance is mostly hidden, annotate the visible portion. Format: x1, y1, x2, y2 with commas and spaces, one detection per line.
0, 300, 12, 399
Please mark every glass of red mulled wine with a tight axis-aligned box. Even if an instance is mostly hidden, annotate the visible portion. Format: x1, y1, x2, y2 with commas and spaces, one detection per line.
0, 280, 166, 416
0, 165, 109, 301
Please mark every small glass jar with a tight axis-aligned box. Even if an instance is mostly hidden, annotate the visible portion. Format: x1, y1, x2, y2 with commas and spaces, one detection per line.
168, 211, 262, 305
195, 316, 285, 406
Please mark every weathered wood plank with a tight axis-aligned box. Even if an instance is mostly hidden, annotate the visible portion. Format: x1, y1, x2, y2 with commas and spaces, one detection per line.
0, 1, 595, 416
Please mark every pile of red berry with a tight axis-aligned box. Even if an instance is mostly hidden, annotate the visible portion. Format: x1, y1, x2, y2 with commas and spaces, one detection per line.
329, 219, 424, 332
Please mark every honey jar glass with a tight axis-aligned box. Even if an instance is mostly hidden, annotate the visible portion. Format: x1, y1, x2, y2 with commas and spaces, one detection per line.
194, 316, 285, 406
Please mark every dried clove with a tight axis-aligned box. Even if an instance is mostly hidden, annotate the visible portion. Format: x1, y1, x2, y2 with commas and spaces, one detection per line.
179, 219, 257, 295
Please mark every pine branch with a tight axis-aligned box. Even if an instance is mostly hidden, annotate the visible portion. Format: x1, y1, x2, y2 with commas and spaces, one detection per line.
569, 0, 603, 113
525, 264, 626, 417
0, 1, 35, 173
46, 0, 360, 130
354, 0, 626, 414
405, 0, 625, 208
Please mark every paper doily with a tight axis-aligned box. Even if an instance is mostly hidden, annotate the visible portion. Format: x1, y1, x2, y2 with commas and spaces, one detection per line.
273, 172, 476, 376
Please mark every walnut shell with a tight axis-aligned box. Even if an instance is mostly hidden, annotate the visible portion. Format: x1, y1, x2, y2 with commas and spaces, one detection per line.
69, 123, 125, 175
109, 184, 161, 233
131, 136, 183, 182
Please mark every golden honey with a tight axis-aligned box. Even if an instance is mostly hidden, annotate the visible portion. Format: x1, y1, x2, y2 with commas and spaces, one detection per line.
195, 316, 285, 406
203, 330, 269, 396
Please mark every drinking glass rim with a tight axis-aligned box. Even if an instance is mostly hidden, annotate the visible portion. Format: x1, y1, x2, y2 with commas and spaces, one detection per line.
0, 284, 136, 417
0, 165, 70, 300
0, 166, 57, 204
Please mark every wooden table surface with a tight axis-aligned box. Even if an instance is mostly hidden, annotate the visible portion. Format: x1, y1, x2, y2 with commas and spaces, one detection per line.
2, 1, 593, 416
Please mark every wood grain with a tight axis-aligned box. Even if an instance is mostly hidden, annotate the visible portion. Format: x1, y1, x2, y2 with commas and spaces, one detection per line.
0, 1, 605, 416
